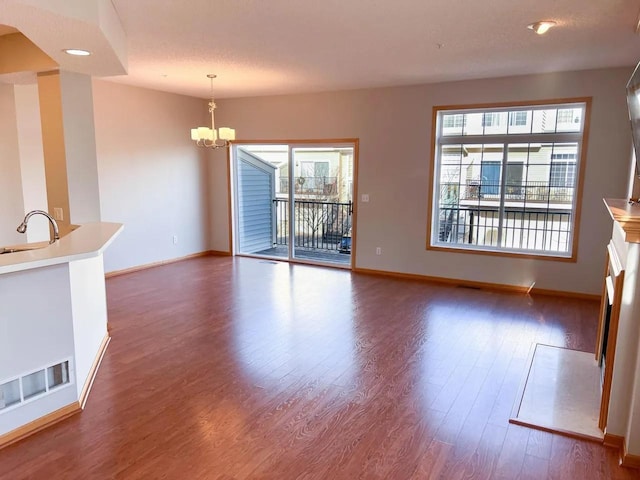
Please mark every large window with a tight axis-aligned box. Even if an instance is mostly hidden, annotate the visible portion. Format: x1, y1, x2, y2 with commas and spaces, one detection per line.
430, 99, 590, 259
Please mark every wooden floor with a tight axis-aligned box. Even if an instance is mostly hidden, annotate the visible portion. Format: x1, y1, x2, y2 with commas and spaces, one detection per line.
0, 256, 635, 479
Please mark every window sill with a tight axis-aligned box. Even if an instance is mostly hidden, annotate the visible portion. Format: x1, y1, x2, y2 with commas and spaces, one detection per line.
427, 243, 577, 262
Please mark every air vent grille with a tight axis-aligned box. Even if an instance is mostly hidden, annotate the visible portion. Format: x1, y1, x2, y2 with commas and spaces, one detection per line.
0, 359, 72, 412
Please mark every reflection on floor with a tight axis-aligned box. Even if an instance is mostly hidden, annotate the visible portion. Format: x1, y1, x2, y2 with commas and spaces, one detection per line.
253, 245, 351, 266
511, 344, 603, 440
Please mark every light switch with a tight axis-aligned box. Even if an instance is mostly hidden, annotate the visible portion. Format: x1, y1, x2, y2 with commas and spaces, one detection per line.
361, 194, 370, 203
53, 207, 64, 221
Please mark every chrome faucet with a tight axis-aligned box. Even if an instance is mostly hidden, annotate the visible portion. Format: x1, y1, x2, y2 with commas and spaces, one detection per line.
17, 210, 60, 244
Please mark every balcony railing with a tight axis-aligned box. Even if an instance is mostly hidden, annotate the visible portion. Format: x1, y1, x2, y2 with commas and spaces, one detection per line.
279, 177, 338, 195
443, 180, 575, 203
274, 198, 352, 251
437, 205, 572, 253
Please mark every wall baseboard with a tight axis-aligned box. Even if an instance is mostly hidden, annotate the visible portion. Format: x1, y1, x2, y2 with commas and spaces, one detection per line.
622, 442, 640, 469
105, 251, 213, 278
210, 250, 232, 256
0, 402, 81, 451
529, 287, 600, 301
603, 433, 640, 470
353, 267, 600, 300
603, 433, 625, 449
79, 334, 110, 409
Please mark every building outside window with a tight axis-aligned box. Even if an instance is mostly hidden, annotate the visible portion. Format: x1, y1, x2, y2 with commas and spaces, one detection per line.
443, 114, 465, 129
430, 99, 590, 258
509, 111, 528, 126
549, 162, 576, 188
482, 112, 501, 127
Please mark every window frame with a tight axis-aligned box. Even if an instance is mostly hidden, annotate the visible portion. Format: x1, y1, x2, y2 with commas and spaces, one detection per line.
427, 98, 592, 262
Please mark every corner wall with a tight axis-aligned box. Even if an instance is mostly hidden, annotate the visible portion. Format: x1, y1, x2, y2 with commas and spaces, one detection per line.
213, 67, 632, 295
92, 80, 210, 273
0, 83, 25, 246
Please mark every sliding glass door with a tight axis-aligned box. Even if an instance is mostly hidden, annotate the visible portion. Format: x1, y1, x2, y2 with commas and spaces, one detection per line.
234, 142, 355, 268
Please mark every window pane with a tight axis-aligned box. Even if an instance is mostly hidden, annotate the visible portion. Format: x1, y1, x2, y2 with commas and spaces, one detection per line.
0, 379, 20, 409
482, 112, 508, 135
22, 370, 46, 400
442, 114, 465, 136
461, 113, 485, 135
556, 108, 583, 132
531, 109, 557, 133
507, 111, 532, 134
47, 361, 70, 389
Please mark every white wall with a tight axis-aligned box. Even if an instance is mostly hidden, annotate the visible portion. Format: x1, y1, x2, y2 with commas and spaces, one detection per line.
60, 71, 101, 224
69, 255, 107, 398
14, 83, 49, 243
212, 67, 633, 295
92, 80, 210, 272
0, 84, 25, 246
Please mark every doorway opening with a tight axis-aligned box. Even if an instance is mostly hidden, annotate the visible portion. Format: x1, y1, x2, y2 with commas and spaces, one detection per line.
232, 141, 357, 268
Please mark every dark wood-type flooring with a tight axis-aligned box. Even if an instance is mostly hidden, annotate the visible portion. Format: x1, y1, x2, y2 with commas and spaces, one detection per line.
0, 256, 636, 479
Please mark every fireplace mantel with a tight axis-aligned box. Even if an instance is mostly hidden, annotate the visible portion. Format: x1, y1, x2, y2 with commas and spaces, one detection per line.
604, 198, 640, 243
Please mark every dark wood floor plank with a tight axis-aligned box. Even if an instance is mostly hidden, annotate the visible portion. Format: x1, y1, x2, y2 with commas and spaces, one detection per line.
518, 454, 550, 480
0, 256, 637, 479
492, 423, 531, 479
526, 428, 554, 460
461, 423, 508, 480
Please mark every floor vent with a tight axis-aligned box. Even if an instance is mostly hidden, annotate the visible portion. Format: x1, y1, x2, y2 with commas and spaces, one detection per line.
0, 360, 72, 412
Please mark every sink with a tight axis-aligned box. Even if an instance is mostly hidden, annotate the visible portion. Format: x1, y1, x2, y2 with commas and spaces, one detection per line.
0, 242, 50, 255
0, 247, 31, 254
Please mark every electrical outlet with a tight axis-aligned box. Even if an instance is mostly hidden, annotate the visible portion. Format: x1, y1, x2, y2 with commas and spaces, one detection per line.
53, 207, 64, 221
376, 247, 382, 255
172, 235, 178, 245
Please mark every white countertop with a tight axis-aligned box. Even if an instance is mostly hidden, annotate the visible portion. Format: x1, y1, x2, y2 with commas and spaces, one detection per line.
0, 222, 123, 275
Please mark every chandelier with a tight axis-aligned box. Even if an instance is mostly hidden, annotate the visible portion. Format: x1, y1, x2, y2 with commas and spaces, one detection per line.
190, 74, 236, 148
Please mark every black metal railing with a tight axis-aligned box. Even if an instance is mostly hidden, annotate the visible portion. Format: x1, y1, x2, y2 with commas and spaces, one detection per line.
449, 180, 574, 203
438, 205, 572, 253
273, 198, 352, 251
279, 177, 338, 195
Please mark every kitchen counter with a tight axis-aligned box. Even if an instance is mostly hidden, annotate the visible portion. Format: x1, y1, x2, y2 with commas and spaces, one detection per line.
0, 222, 123, 275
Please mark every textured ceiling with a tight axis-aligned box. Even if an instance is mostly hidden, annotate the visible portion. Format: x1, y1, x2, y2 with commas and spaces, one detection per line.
3, 0, 640, 99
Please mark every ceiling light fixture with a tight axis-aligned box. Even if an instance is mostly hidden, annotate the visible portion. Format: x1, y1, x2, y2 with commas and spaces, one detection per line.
190, 74, 235, 149
527, 21, 557, 35
63, 48, 91, 56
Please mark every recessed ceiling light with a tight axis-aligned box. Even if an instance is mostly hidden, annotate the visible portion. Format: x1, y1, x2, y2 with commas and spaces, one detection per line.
527, 21, 557, 35
63, 49, 91, 56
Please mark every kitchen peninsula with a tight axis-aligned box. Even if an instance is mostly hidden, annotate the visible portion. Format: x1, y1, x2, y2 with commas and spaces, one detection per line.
0, 222, 122, 448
